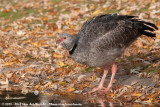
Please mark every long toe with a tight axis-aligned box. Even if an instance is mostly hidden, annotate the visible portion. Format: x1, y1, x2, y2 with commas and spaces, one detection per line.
98, 87, 112, 95
87, 86, 109, 94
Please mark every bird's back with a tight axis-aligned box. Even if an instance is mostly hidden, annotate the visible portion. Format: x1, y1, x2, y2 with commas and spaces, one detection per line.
71, 13, 158, 67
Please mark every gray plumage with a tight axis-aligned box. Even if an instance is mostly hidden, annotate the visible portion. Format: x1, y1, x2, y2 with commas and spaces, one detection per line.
57, 13, 158, 67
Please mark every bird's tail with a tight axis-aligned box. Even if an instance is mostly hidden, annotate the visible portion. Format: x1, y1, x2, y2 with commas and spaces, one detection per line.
130, 18, 158, 38
139, 20, 158, 37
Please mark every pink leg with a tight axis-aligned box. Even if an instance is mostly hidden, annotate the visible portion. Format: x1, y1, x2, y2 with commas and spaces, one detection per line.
101, 63, 117, 94
88, 66, 109, 94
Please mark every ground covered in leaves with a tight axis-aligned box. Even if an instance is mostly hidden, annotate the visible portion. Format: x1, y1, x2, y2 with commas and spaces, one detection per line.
0, 0, 160, 106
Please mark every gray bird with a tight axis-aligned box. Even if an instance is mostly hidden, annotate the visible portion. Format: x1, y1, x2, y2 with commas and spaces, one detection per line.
56, 13, 158, 94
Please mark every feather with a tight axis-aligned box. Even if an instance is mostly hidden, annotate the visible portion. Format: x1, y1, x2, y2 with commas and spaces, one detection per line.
142, 31, 156, 37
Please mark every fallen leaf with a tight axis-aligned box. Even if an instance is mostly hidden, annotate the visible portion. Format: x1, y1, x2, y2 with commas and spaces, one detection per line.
93, 9, 104, 16
53, 53, 64, 59
66, 87, 75, 92
58, 61, 65, 67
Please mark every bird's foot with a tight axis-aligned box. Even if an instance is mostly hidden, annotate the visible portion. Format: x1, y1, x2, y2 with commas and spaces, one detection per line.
86, 86, 109, 95
97, 87, 111, 95
97, 85, 112, 95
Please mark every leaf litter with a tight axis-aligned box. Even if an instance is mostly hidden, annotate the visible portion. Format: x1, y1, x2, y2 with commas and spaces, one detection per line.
0, 0, 160, 106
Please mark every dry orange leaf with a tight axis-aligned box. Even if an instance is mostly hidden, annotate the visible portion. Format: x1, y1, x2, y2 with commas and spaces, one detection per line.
34, 84, 41, 90
69, 24, 74, 29
15, 77, 20, 84
49, 23, 58, 31
34, 27, 40, 33
131, 93, 142, 97
22, 39, 31, 44
65, 21, 69, 25
42, 17, 47, 21
4, 62, 14, 66
5, 27, 12, 32
75, 8, 80, 13
32, 41, 43, 47
137, 41, 143, 48
3, 50, 10, 54
152, 0, 155, 3
80, 83, 87, 90
10, 71, 16, 82
58, 61, 65, 67
93, 9, 104, 16
4, 59, 21, 66
104, 7, 108, 10
66, 87, 75, 92
53, 53, 64, 59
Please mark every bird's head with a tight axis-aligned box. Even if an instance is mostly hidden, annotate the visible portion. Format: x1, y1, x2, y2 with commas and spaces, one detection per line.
56, 33, 77, 51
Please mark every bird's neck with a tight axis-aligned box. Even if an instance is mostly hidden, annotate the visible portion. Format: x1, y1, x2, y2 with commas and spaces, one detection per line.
69, 37, 79, 55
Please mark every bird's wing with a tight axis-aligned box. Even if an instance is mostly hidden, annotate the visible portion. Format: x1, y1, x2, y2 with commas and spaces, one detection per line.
78, 14, 118, 45
91, 21, 137, 52
77, 14, 157, 49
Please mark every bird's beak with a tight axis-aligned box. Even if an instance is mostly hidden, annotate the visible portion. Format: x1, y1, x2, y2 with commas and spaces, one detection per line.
56, 39, 60, 44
